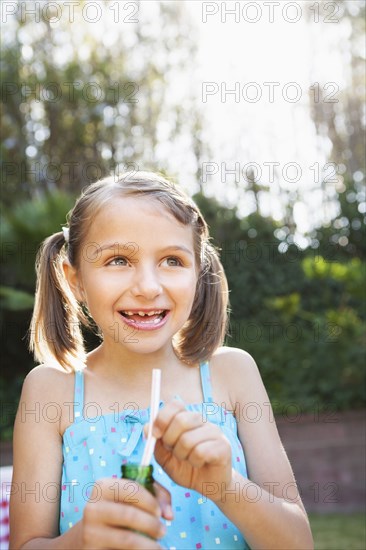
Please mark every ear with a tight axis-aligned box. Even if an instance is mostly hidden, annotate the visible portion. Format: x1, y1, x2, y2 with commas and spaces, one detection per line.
63, 259, 85, 303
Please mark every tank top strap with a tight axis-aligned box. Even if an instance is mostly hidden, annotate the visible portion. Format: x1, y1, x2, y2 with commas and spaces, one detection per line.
73, 369, 84, 423
199, 361, 214, 403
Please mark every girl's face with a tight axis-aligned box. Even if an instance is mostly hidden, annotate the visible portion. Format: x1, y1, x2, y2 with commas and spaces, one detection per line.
66, 196, 198, 357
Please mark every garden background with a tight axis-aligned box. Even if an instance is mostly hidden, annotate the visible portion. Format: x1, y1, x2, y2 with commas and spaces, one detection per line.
1, 1, 365, 548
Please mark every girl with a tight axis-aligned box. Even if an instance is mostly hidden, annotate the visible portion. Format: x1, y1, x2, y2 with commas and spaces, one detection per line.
10, 171, 313, 550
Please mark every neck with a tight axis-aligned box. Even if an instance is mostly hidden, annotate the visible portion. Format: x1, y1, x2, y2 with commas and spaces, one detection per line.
87, 341, 183, 381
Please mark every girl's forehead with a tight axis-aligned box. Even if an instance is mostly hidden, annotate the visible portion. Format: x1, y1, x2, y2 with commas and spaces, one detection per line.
85, 195, 195, 247
92, 195, 177, 225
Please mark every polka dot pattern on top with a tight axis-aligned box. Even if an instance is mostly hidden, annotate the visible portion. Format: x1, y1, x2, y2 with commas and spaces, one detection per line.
60, 362, 249, 549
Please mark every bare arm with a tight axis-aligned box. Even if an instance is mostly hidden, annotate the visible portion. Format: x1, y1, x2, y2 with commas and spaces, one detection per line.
10, 366, 66, 548
9, 366, 169, 550
211, 348, 313, 550
150, 348, 313, 549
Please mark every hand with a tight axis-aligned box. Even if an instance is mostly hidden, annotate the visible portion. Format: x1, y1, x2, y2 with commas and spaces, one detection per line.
79, 477, 172, 549
147, 399, 233, 502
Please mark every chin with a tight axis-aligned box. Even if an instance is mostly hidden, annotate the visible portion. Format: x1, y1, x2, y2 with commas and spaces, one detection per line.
121, 340, 172, 356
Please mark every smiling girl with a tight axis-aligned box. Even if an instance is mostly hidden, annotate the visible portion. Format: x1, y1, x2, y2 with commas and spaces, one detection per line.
10, 172, 313, 549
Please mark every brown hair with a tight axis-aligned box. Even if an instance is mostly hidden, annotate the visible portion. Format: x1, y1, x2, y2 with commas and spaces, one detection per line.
29, 171, 229, 370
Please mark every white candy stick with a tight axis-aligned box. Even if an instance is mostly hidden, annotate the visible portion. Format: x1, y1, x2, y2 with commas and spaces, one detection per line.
141, 369, 161, 466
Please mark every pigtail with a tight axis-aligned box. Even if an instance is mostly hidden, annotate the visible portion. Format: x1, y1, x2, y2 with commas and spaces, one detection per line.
175, 243, 229, 365
29, 232, 86, 371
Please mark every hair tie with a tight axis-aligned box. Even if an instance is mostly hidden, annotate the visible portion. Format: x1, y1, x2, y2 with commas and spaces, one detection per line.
62, 227, 70, 243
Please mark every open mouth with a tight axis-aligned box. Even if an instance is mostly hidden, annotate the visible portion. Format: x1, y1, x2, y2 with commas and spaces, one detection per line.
119, 310, 168, 325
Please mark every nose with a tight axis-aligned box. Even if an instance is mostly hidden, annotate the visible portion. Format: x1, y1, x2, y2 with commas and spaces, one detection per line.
130, 264, 163, 300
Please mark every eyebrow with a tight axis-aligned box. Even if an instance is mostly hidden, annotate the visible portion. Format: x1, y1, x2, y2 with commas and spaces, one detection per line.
98, 243, 193, 256
159, 245, 194, 256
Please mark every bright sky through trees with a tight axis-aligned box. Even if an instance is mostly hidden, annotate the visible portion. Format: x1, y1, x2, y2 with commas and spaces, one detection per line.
2, 0, 364, 247
183, 1, 360, 244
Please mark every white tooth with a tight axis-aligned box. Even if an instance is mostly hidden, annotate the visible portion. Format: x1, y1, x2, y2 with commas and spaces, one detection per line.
123, 310, 164, 319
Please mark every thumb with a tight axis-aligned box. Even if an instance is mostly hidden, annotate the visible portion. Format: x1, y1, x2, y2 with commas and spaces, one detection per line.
153, 480, 174, 521
154, 437, 172, 469
153, 439, 179, 491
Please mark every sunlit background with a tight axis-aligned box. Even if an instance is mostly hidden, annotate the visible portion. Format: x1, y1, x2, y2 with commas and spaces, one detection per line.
3, 0, 365, 241
1, 1, 365, 548
188, 1, 364, 233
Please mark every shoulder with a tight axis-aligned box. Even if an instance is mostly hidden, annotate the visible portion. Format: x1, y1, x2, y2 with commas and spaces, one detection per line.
210, 346, 259, 379
22, 363, 75, 401
20, 364, 76, 431
211, 346, 257, 368
209, 347, 263, 408
18, 363, 79, 435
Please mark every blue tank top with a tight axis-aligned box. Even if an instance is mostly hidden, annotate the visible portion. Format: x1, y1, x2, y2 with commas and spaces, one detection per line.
60, 362, 249, 549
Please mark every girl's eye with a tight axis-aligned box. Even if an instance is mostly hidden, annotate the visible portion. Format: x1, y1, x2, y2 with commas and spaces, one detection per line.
162, 256, 183, 267
108, 257, 128, 266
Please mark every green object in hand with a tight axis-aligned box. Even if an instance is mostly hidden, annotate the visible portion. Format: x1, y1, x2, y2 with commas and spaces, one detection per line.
121, 463, 155, 495
121, 464, 157, 540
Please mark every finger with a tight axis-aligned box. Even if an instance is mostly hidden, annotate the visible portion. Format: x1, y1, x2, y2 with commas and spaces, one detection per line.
160, 410, 203, 449
83, 522, 163, 550
153, 438, 173, 471
187, 438, 232, 469
84, 500, 166, 541
152, 399, 186, 438
173, 423, 221, 461
153, 480, 174, 520
92, 478, 161, 518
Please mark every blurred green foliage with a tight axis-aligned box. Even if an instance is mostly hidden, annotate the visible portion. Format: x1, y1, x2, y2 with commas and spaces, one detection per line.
194, 190, 366, 416
1, 191, 76, 289
1, 0, 200, 204
2, 181, 364, 440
